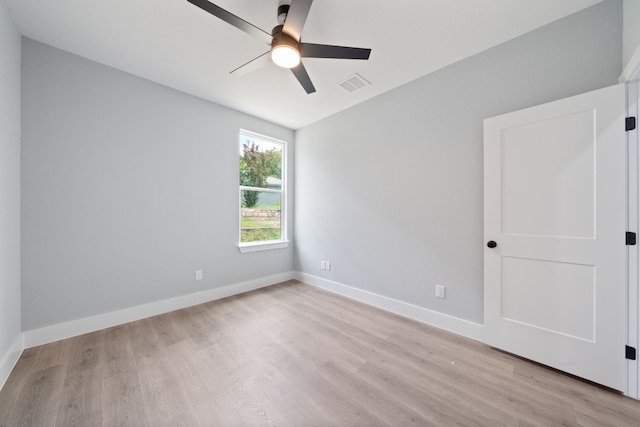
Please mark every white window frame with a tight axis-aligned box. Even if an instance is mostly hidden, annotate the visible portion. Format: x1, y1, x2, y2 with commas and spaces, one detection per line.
238, 130, 288, 253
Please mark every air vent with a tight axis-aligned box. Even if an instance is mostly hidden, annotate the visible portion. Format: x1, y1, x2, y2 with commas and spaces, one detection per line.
338, 73, 371, 93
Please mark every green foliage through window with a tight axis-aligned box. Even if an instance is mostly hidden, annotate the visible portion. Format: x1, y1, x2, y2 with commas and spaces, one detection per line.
239, 141, 282, 208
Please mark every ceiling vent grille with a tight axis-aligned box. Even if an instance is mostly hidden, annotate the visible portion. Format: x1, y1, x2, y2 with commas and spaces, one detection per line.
338, 73, 371, 93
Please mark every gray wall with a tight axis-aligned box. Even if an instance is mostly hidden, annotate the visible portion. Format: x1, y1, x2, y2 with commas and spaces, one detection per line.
21, 39, 294, 331
0, 0, 21, 370
294, 0, 623, 324
624, 0, 640, 68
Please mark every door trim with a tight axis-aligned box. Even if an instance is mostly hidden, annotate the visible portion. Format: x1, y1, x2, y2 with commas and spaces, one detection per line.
620, 46, 640, 83
628, 81, 639, 399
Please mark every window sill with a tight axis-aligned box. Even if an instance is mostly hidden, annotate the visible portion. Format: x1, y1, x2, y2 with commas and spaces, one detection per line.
238, 240, 289, 253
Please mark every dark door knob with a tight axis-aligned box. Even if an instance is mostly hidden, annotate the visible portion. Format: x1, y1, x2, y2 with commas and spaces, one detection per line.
487, 240, 497, 248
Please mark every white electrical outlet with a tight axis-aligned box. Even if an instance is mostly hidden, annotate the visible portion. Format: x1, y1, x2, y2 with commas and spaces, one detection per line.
435, 284, 446, 299
195, 270, 203, 281
321, 261, 326, 270
326, 261, 331, 271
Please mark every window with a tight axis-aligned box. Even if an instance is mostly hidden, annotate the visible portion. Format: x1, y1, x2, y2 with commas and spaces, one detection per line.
238, 130, 287, 252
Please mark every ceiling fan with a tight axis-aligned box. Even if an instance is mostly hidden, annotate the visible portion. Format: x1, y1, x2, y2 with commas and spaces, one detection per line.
187, 0, 372, 94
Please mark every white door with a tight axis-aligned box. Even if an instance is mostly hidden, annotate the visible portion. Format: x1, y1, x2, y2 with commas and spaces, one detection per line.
483, 83, 628, 391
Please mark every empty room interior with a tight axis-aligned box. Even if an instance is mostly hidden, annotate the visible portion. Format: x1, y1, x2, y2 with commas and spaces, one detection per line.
3, 0, 640, 424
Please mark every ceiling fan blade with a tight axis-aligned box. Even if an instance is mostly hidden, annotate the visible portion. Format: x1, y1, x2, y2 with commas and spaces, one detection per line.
230, 51, 271, 76
300, 43, 371, 60
187, 0, 272, 44
291, 62, 316, 94
282, 0, 313, 41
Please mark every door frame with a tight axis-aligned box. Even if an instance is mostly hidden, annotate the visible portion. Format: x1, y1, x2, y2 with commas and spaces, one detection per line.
628, 81, 639, 399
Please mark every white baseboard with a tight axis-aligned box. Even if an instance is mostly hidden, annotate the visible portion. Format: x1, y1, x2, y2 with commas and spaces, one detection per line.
0, 334, 24, 391
23, 272, 296, 348
295, 272, 483, 341
21, 270, 482, 350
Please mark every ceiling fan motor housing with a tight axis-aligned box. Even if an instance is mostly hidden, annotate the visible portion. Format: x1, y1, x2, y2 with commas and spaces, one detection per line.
271, 25, 299, 53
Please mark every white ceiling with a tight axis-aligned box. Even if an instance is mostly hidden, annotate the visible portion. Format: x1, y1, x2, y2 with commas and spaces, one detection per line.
6, 0, 602, 129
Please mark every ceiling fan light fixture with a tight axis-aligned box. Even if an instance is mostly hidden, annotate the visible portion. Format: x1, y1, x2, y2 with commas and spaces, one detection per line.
271, 38, 301, 68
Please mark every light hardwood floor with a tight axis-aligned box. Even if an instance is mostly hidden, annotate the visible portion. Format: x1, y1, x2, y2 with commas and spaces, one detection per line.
2, 280, 640, 426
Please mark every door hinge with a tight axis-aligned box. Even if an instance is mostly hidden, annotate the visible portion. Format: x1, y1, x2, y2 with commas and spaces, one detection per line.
627, 232, 637, 246
627, 117, 637, 131
627, 345, 637, 360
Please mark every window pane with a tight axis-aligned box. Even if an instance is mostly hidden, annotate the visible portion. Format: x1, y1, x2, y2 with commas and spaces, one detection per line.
239, 135, 282, 190
241, 190, 281, 243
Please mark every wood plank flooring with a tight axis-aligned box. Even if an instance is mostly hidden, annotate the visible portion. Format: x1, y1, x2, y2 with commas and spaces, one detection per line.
2, 280, 640, 426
